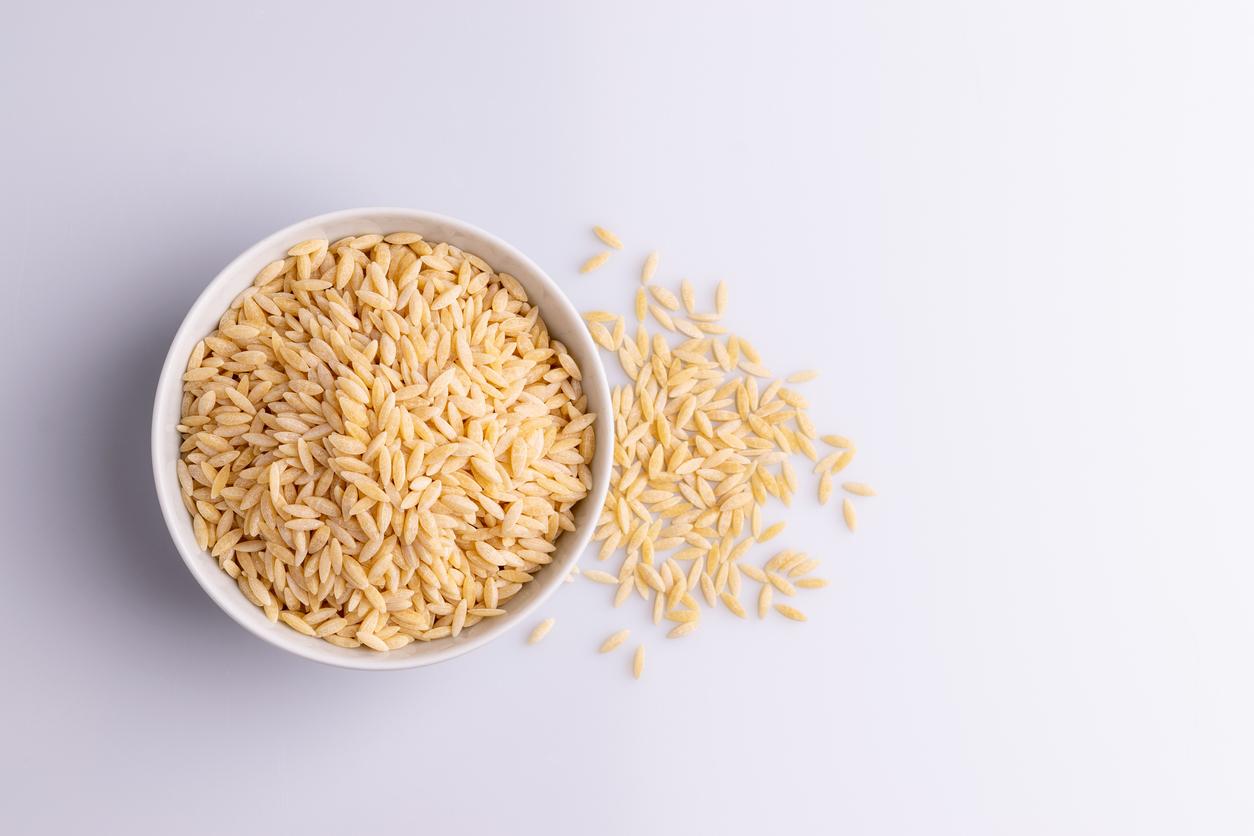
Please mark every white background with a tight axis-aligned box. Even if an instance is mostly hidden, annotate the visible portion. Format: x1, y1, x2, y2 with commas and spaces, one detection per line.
2, 1, 1252, 833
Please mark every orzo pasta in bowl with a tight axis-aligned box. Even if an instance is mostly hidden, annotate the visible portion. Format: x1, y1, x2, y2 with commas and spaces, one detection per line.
152, 208, 613, 669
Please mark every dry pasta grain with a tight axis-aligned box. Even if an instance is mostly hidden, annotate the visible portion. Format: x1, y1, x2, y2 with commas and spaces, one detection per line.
759, 522, 785, 542
775, 604, 807, 622
594, 226, 624, 249
641, 252, 659, 284
667, 621, 697, 639
581, 252, 611, 273
788, 558, 820, 578
767, 572, 797, 596
633, 644, 645, 679
739, 563, 767, 583
720, 591, 746, 618
650, 285, 680, 311
600, 629, 631, 653
529, 618, 556, 644
842, 498, 857, 532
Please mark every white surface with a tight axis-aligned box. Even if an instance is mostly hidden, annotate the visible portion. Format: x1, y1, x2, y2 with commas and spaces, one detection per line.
2, 1, 1252, 833
151, 207, 614, 669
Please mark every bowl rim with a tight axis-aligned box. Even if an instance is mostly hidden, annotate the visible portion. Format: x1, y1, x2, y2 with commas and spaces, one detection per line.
151, 207, 612, 670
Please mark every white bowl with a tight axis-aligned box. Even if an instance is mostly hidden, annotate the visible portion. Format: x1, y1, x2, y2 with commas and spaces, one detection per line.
152, 208, 613, 670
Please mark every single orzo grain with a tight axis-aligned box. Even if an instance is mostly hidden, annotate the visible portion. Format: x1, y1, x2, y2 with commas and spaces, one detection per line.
594, 226, 624, 250
529, 618, 556, 644
581, 252, 611, 273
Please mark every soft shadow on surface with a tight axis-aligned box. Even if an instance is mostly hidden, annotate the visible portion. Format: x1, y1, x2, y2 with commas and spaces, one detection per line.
96, 280, 229, 628
90, 197, 315, 636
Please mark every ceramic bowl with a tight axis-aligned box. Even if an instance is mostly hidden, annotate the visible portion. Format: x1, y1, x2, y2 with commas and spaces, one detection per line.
151, 208, 613, 670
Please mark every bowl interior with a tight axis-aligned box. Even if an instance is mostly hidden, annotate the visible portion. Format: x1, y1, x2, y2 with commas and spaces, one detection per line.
152, 208, 613, 669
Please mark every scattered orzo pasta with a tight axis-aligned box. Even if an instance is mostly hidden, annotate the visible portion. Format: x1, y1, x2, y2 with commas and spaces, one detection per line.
178, 233, 595, 652
565, 226, 881, 678
522, 225, 877, 680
